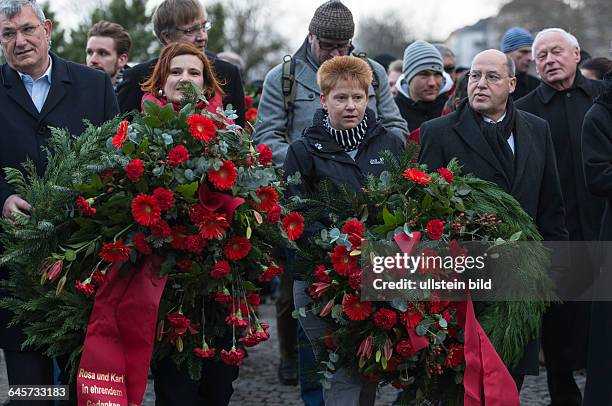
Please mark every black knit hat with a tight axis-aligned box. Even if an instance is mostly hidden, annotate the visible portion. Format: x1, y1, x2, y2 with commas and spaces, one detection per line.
309, 1, 354, 40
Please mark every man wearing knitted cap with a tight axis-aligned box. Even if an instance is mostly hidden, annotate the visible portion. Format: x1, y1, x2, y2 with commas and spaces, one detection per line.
501, 27, 540, 99
254, 1, 407, 393
394, 40, 447, 139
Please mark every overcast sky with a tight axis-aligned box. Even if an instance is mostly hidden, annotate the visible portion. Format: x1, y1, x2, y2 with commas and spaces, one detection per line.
48, 0, 506, 48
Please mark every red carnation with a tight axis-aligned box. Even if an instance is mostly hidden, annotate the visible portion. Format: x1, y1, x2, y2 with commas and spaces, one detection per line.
396, 339, 419, 357
426, 219, 445, 240
247, 292, 260, 305
185, 234, 206, 254
131, 194, 162, 226
348, 268, 362, 290
225, 314, 248, 329
245, 95, 253, 109
75, 196, 96, 216
224, 236, 251, 260
133, 232, 152, 255
282, 211, 304, 240
92, 269, 106, 285
210, 260, 231, 280
373, 308, 397, 330
446, 343, 464, 368
220, 347, 246, 366
170, 225, 188, 250
258, 263, 284, 282
265, 204, 281, 224
111, 120, 129, 149
400, 304, 423, 329
330, 245, 357, 276
167, 312, 192, 336
125, 159, 145, 182
313, 264, 330, 283
198, 211, 230, 240
208, 160, 238, 190
193, 347, 216, 358
402, 168, 431, 185
75, 280, 95, 296
153, 187, 174, 211
150, 219, 172, 239
214, 290, 232, 304
99, 240, 131, 263
342, 220, 364, 237
437, 167, 454, 184
188, 114, 217, 142
246, 107, 258, 123
342, 294, 373, 321
257, 144, 273, 166
252, 186, 279, 212
239, 334, 260, 347
167, 145, 189, 166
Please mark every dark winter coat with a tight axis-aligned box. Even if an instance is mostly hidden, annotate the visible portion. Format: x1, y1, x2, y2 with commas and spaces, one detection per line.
394, 92, 447, 132
582, 74, 612, 406
283, 108, 405, 280
516, 70, 604, 373
511, 72, 540, 100
116, 50, 246, 127
0, 53, 119, 349
418, 99, 569, 375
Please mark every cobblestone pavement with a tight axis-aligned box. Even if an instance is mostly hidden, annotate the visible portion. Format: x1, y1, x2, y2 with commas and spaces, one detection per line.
0, 301, 585, 405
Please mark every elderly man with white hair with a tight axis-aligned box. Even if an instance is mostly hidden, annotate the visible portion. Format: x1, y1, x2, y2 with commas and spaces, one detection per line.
516, 28, 605, 406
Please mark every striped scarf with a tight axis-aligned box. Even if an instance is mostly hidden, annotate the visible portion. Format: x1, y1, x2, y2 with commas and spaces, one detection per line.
324, 113, 368, 152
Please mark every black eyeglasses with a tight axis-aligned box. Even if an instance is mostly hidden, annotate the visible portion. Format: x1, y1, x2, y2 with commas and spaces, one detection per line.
316, 38, 353, 53
175, 21, 212, 37
444, 65, 456, 73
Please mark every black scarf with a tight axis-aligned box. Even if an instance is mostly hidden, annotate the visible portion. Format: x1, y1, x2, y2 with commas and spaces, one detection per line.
324, 113, 369, 152
472, 97, 517, 184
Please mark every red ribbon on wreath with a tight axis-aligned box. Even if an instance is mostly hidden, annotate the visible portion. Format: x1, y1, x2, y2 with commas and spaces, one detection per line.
393, 232, 520, 405
77, 256, 167, 406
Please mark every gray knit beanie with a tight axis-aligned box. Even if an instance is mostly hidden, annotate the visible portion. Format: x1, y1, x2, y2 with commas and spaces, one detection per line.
402, 40, 444, 84
309, 1, 354, 40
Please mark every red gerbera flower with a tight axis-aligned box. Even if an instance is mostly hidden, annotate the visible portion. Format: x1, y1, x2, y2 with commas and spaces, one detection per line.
342, 294, 373, 321
224, 236, 251, 260
373, 308, 397, 330
313, 264, 330, 283
193, 347, 216, 358
330, 245, 357, 276
133, 232, 152, 255
151, 219, 172, 239
426, 219, 445, 240
282, 211, 304, 240
153, 187, 174, 211
99, 240, 132, 263
167, 145, 189, 166
257, 144, 273, 166
246, 107, 258, 122
400, 304, 423, 329
75, 196, 96, 216
111, 120, 129, 149
131, 194, 162, 226
210, 260, 231, 280
264, 204, 281, 224
402, 168, 431, 185
188, 114, 217, 141
208, 160, 238, 190
437, 167, 454, 184
446, 343, 464, 368
198, 211, 230, 240
252, 186, 279, 212
125, 159, 145, 182
220, 347, 246, 366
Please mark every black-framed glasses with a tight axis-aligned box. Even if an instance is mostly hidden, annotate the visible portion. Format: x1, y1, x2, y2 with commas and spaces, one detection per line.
0, 23, 42, 43
316, 38, 353, 53
467, 71, 513, 84
175, 21, 212, 37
